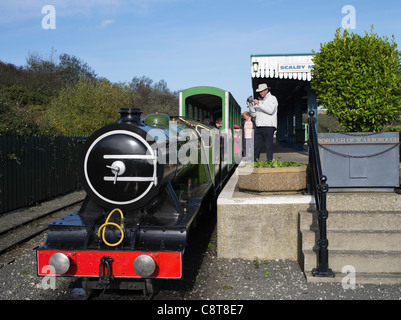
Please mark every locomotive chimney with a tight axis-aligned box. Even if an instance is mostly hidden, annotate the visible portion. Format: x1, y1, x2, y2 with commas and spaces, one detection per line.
118, 108, 144, 125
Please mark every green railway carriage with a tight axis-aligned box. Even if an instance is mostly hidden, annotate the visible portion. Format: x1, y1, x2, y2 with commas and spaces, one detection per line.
179, 86, 241, 130
179, 86, 242, 188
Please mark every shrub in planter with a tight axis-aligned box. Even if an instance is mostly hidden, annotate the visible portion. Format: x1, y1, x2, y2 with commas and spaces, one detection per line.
311, 27, 401, 190
312, 27, 401, 133
252, 159, 304, 168
238, 159, 307, 192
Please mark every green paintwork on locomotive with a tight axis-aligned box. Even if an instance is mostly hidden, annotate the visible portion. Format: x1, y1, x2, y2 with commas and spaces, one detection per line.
144, 112, 170, 127
143, 113, 214, 199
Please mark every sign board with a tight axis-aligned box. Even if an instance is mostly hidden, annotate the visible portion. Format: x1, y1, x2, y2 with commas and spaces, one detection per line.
279, 63, 314, 73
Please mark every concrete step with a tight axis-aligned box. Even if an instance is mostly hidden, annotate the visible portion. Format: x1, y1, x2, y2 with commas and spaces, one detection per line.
301, 229, 401, 251
299, 195, 401, 284
303, 250, 401, 274
299, 211, 401, 231
304, 271, 401, 285
326, 193, 401, 212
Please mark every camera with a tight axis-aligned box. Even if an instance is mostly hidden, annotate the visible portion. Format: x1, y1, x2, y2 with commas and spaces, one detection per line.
247, 96, 253, 104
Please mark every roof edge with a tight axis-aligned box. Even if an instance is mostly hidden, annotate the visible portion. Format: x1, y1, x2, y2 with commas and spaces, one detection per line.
251, 53, 313, 57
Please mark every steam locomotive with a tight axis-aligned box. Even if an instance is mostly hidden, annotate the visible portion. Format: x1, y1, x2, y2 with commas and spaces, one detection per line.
36, 98, 240, 295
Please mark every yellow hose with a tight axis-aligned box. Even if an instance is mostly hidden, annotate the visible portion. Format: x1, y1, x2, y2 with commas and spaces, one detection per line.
98, 208, 125, 247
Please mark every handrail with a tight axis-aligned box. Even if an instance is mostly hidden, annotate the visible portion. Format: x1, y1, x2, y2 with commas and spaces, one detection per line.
307, 111, 335, 278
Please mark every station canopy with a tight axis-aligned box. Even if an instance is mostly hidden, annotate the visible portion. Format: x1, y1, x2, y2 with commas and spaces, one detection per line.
251, 54, 313, 81
251, 54, 314, 103
250, 54, 317, 150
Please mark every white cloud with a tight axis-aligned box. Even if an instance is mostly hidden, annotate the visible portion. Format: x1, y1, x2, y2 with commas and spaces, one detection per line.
99, 19, 115, 28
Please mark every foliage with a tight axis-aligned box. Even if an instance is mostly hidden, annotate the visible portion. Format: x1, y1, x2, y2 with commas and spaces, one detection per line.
130, 76, 179, 115
0, 50, 179, 136
26, 51, 97, 88
250, 158, 304, 168
311, 27, 401, 132
45, 78, 135, 135
0, 94, 56, 136
0, 51, 98, 136
303, 111, 345, 133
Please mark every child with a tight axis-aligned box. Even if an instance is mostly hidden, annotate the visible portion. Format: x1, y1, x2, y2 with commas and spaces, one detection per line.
242, 112, 255, 161
233, 124, 241, 164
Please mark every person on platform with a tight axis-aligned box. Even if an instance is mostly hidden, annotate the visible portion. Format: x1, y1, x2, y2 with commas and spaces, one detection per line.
241, 111, 255, 161
247, 83, 278, 161
233, 124, 241, 164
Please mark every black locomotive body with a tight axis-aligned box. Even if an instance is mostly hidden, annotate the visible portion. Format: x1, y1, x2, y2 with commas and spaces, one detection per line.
36, 108, 234, 294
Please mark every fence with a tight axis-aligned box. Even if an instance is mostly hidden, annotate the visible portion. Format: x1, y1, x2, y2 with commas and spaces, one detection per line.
0, 135, 86, 214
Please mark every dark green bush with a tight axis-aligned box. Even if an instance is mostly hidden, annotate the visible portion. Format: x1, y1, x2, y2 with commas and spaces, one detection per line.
311, 27, 401, 132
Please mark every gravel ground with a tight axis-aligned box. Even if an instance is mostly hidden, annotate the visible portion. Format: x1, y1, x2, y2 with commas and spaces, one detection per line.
0, 232, 78, 300
1, 225, 401, 301
1, 195, 401, 301
186, 234, 401, 300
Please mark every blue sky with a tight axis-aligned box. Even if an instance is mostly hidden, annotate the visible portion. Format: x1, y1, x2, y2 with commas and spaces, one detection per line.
1, 0, 401, 112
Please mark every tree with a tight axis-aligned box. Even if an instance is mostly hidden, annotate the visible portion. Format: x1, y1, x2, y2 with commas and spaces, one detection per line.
25, 51, 97, 93
0, 94, 56, 136
311, 27, 401, 132
57, 53, 97, 84
130, 76, 178, 115
45, 78, 136, 135
0, 52, 179, 136
25, 51, 61, 100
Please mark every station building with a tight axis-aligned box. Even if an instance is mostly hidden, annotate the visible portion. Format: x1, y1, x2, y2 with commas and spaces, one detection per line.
250, 54, 317, 151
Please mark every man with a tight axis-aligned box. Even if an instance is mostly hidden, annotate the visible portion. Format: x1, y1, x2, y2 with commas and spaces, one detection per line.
248, 83, 278, 161
215, 117, 222, 129
203, 115, 211, 125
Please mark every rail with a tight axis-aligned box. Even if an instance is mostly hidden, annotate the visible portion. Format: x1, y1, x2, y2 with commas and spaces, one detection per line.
0, 196, 85, 256
307, 111, 335, 278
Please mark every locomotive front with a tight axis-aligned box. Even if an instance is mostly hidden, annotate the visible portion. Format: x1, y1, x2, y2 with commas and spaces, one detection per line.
79, 108, 177, 211
36, 108, 216, 294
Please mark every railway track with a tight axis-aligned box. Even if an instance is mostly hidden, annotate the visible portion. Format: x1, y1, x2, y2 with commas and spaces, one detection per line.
0, 191, 86, 256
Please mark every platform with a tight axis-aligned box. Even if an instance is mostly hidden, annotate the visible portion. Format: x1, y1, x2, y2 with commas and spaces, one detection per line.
217, 146, 401, 284
217, 146, 311, 261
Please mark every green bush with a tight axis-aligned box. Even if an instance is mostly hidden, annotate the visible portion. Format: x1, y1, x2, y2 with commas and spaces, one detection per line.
45, 78, 135, 135
0, 95, 56, 136
311, 27, 401, 132
0, 53, 179, 136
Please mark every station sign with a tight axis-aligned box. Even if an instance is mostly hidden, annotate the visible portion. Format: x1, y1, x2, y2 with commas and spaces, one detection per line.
279, 63, 314, 73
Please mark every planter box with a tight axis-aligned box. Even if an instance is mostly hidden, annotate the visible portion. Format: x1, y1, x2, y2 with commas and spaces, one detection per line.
318, 132, 400, 191
238, 166, 307, 192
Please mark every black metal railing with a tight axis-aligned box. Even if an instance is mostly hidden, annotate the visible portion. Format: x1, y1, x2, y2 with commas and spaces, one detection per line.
307, 111, 335, 278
